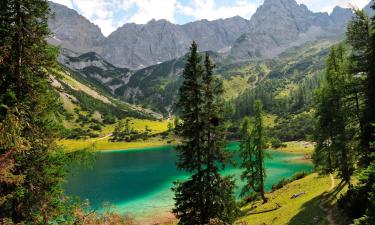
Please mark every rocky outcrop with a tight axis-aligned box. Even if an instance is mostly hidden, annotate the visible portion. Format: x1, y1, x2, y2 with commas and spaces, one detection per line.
101, 17, 250, 69
229, 0, 353, 61
364, 2, 374, 17
48, 2, 105, 54
48, 0, 356, 69
47, 2, 250, 69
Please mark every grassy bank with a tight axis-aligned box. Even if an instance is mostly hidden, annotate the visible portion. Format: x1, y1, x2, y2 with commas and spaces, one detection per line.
59, 136, 178, 151
237, 173, 341, 225
276, 141, 315, 154
159, 173, 347, 225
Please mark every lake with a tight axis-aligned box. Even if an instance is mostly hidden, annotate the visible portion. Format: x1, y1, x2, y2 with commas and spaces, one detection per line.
65, 142, 312, 221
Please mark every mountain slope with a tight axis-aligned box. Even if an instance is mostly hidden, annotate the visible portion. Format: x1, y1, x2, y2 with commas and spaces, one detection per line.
102, 17, 250, 69
229, 0, 353, 61
58, 48, 132, 96
48, 0, 356, 70
48, 1, 250, 69
48, 2, 105, 53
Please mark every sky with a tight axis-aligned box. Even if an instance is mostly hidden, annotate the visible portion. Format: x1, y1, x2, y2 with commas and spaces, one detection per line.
51, 0, 370, 36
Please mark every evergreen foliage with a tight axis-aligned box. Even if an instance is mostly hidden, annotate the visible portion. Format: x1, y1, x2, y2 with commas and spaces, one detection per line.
314, 4, 375, 223
0, 0, 80, 223
173, 42, 238, 224
239, 101, 268, 203
313, 45, 355, 184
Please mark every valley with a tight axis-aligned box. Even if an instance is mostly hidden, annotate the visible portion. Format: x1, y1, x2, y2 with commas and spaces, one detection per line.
1, 0, 375, 225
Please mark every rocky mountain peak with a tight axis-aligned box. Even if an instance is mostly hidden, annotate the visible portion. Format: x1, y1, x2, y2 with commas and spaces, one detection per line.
364, 1, 375, 17
330, 6, 353, 26
229, 0, 353, 61
48, 2, 105, 54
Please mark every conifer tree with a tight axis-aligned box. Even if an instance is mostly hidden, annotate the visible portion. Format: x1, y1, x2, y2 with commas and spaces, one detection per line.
239, 101, 267, 203
346, 5, 375, 166
313, 45, 354, 185
0, 0, 75, 223
173, 43, 238, 224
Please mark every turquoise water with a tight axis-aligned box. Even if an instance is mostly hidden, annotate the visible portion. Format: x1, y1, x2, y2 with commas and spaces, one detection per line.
65, 142, 312, 219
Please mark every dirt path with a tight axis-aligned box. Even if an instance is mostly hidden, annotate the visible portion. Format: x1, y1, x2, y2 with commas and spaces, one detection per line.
319, 174, 337, 225
97, 133, 112, 140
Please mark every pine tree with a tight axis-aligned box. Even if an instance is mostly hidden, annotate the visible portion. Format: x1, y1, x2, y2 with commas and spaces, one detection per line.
346, 6, 375, 166
173, 43, 238, 224
313, 45, 354, 185
240, 101, 267, 203
0, 0, 75, 223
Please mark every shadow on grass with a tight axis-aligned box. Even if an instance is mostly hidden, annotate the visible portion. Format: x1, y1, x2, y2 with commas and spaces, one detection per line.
288, 179, 349, 225
287, 195, 328, 225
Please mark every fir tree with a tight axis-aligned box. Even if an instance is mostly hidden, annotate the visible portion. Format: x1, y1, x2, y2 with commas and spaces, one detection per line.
313, 45, 354, 185
0, 0, 78, 223
173, 43, 238, 224
239, 101, 267, 203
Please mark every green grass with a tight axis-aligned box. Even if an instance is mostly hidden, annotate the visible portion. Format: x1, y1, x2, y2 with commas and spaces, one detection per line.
161, 173, 347, 225
222, 74, 251, 100
59, 136, 177, 151
277, 141, 315, 154
238, 173, 332, 225
59, 118, 171, 151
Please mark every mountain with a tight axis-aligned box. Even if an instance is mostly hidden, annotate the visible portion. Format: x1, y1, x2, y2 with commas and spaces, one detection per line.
48, 2, 105, 53
48, 0, 354, 69
364, 2, 375, 17
228, 0, 353, 60
48, 1, 250, 69
102, 16, 250, 69
58, 48, 131, 96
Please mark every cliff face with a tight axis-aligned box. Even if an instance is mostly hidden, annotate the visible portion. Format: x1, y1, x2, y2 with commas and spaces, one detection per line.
48, 0, 355, 69
229, 0, 353, 61
48, 2, 105, 54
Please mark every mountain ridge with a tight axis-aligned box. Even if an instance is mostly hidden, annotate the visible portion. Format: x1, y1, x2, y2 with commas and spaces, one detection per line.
48, 0, 359, 69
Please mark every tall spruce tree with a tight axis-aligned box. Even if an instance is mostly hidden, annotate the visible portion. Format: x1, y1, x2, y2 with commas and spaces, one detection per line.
0, 0, 75, 223
239, 101, 267, 203
348, 3, 375, 224
346, 7, 374, 166
313, 45, 354, 185
173, 43, 238, 224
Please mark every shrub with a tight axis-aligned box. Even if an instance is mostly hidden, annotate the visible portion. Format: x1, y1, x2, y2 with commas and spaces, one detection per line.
270, 138, 287, 148
89, 124, 102, 131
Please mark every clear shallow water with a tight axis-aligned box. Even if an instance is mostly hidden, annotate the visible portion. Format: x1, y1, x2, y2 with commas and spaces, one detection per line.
65, 142, 312, 219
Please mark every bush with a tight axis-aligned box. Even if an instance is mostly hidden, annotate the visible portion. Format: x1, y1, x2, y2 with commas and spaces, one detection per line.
338, 187, 368, 219
291, 171, 308, 180
271, 171, 309, 191
66, 128, 86, 139
270, 138, 287, 148
272, 178, 289, 191
89, 124, 102, 131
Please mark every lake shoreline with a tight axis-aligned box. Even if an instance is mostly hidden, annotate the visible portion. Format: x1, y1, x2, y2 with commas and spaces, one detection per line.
97, 141, 313, 163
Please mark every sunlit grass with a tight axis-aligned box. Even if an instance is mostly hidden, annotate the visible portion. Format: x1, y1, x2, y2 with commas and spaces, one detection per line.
59, 136, 178, 151
238, 173, 331, 225
278, 141, 315, 154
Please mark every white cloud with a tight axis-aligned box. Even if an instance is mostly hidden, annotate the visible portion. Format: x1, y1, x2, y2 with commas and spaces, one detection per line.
297, 0, 370, 13
121, 0, 178, 24
51, 0, 73, 9
177, 0, 258, 21
51, 0, 371, 37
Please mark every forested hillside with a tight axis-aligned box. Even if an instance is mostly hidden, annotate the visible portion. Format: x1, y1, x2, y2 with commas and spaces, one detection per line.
1, 0, 375, 225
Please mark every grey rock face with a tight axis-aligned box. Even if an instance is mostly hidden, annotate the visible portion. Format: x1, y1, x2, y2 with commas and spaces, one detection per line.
364, 2, 375, 17
48, 2, 105, 54
48, 0, 356, 70
58, 49, 132, 95
48, 1, 250, 69
102, 17, 250, 69
229, 0, 353, 61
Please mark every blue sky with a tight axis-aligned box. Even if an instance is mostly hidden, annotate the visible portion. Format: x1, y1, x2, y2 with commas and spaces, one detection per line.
51, 0, 370, 36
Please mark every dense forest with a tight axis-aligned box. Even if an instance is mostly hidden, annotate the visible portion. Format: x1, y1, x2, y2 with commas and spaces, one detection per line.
0, 0, 375, 225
